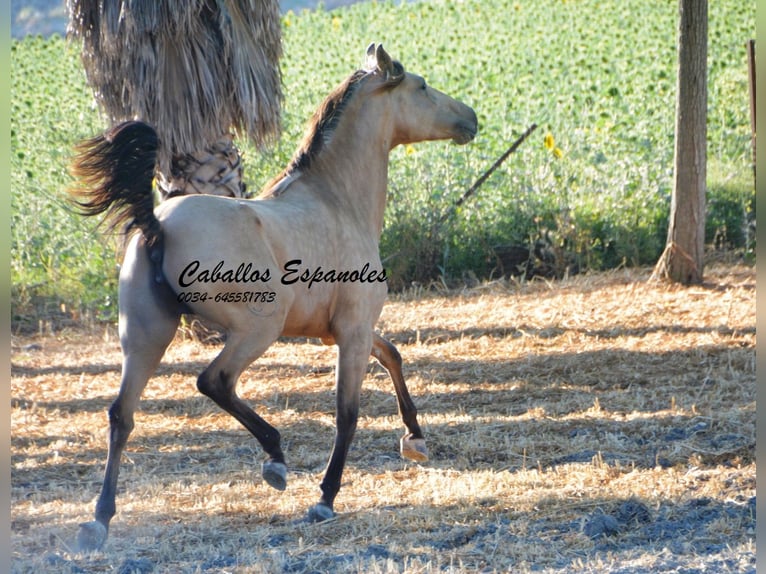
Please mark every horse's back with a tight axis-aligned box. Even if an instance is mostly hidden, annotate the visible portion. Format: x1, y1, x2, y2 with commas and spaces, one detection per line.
157, 194, 263, 235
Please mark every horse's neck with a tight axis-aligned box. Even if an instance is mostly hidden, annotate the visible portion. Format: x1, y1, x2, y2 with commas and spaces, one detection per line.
310, 125, 391, 238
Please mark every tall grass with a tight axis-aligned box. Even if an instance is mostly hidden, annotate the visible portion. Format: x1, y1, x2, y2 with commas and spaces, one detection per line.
11, 0, 755, 328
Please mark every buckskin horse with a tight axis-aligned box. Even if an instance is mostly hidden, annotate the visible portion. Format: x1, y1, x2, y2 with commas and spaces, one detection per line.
70, 43, 477, 550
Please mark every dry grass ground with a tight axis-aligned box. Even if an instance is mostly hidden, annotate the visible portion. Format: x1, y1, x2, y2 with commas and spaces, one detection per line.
11, 264, 755, 573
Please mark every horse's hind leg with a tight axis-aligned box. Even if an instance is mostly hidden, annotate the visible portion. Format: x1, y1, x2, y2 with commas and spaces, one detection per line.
78, 322, 179, 550
78, 264, 181, 551
371, 333, 428, 462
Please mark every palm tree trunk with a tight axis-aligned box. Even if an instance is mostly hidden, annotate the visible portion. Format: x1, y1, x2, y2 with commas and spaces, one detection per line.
157, 134, 248, 199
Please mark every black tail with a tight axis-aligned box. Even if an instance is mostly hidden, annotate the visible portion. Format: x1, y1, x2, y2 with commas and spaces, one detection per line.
70, 120, 162, 247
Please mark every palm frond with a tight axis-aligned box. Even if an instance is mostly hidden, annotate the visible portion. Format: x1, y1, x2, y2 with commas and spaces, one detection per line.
67, 0, 283, 173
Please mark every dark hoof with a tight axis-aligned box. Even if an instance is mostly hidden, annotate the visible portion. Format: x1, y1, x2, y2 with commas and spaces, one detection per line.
262, 460, 287, 491
76, 521, 107, 552
307, 503, 335, 523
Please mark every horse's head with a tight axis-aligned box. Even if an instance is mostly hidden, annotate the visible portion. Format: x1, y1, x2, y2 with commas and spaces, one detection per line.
362, 44, 478, 148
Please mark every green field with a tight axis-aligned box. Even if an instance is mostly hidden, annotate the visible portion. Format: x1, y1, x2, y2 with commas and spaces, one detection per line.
11, 0, 755, 329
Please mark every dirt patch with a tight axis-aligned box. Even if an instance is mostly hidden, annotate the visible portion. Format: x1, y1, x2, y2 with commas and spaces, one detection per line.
11, 264, 755, 572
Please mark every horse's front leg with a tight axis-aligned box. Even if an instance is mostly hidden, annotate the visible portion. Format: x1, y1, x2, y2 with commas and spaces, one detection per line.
371, 333, 428, 462
195, 329, 288, 491
308, 330, 372, 522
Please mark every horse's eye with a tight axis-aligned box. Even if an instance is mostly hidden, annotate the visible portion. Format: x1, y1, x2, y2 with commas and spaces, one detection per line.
420, 81, 427, 91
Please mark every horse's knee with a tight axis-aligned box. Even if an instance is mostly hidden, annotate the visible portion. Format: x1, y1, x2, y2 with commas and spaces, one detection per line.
384, 339, 402, 366
374, 336, 402, 367
197, 369, 227, 399
107, 401, 134, 437
196, 371, 213, 397
338, 406, 359, 431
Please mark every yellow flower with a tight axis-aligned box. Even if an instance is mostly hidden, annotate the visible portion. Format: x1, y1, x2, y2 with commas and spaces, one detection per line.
553, 147, 564, 159
405, 145, 416, 156
544, 133, 555, 150
332, 16, 341, 30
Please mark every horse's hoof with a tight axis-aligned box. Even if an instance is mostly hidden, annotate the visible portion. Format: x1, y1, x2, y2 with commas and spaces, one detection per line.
76, 520, 107, 552
262, 461, 287, 491
307, 503, 335, 523
400, 436, 429, 462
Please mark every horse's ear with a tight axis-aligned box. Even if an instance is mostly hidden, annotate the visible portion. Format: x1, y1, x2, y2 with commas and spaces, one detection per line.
365, 43, 377, 69
365, 43, 403, 83
376, 44, 405, 83
375, 44, 394, 76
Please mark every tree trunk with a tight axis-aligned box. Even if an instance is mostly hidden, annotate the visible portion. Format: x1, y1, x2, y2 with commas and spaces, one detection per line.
157, 134, 248, 199
653, 0, 707, 284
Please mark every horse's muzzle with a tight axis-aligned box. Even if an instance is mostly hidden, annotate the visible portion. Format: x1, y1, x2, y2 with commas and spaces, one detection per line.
452, 110, 478, 145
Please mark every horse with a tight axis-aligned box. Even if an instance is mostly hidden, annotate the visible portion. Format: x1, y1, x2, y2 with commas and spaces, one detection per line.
69, 43, 478, 550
